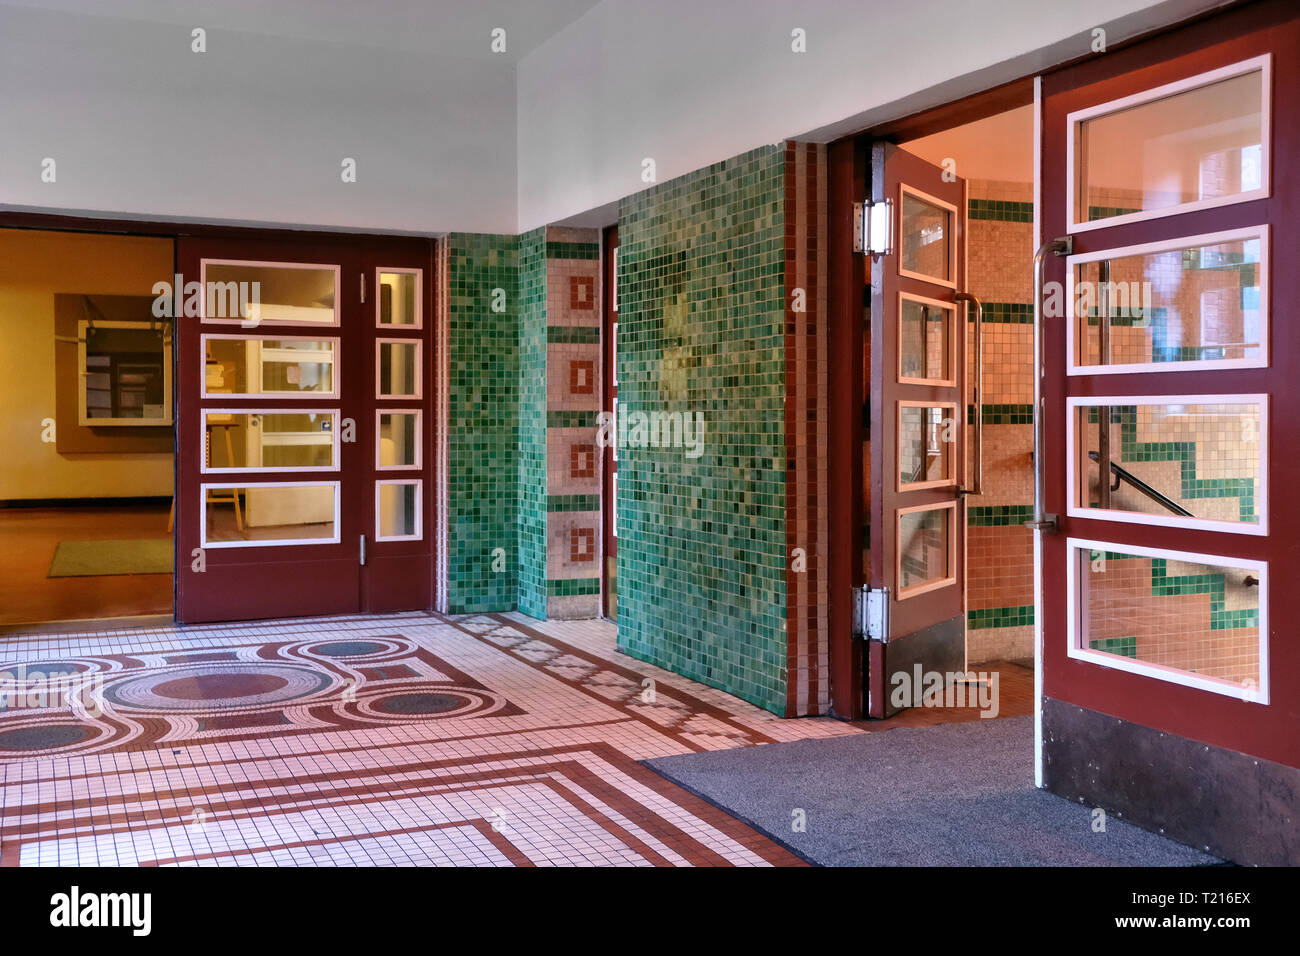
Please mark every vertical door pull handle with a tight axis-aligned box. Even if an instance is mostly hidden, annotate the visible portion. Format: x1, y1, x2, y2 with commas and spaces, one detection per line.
1024, 237, 1072, 532
954, 291, 983, 497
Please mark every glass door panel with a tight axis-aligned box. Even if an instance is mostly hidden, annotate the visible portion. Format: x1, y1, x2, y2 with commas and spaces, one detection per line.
866, 143, 970, 718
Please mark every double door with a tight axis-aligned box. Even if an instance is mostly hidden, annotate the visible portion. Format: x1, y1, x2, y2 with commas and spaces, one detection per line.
175, 236, 433, 623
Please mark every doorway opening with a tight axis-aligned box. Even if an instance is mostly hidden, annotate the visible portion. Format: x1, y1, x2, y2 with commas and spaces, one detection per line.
899, 104, 1037, 681
0, 228, 176, 629
843, 98, 1038, 723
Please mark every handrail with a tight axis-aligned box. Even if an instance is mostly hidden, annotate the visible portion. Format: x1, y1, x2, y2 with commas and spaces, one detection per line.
954, 292, 983, 496
1025, 237, 1071, 532
1087, 451, 1193, 517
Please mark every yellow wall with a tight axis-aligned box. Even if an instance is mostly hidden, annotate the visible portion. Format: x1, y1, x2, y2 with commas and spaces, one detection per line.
0, 229, 174, 499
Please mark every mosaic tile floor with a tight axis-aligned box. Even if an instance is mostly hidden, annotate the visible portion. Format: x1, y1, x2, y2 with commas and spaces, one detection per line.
0, 611, 864, 867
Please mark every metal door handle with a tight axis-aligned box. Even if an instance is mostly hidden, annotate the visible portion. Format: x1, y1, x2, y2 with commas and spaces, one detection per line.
1024, 237, 1072, 532
954, 292, 982, 497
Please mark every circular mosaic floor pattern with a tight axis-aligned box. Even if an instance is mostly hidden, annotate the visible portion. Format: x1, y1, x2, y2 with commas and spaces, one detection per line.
372, 692, 467, 715
0, 724, 97, 751
103, 663, 335, 712
311, 641, 389, 657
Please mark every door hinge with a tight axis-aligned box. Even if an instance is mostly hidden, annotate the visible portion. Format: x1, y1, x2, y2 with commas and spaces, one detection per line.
360, 273, 366, 304
852, 199, 893, 256
853, 585, 890, 642
359, 533, 366, 566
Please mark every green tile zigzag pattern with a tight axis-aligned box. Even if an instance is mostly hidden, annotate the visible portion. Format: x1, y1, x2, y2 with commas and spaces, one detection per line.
616, 144, 789, 714
1093, 406, 1256, 521
1089, 635, 1137, 658
446, 234, 519, 613
1088, 552, 1258, 631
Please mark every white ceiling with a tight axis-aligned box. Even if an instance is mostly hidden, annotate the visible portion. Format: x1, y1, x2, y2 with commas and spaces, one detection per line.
0, 0, 602, 61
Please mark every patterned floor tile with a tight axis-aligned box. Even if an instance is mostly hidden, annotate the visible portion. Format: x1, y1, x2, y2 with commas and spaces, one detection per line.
0, 610, 864, 867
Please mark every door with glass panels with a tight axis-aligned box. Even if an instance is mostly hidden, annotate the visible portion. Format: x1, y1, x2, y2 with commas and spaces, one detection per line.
175, 236, 433, 623
1039, 10, 1295, 771
865, 144, 974, 717
363, 240, 432, 612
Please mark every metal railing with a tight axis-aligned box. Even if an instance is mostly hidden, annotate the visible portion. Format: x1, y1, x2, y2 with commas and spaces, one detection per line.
1087, 451, 1193, 517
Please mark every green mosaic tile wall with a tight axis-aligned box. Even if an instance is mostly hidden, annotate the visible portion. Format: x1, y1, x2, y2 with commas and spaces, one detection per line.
446, 233, 520, 613
968, 505, 1035, 527
969, 605, 1034, 629
968, 199, 1033, 222
616, 144, 790, 714
517, 227, 549, 618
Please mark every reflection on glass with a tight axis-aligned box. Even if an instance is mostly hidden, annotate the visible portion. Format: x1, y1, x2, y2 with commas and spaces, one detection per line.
1075, 403, 1261, 526
203, 484, 337, 545
204, 262, 337, 324
1077, 69, 1264, 223
1075, 236, 1263, 367
899, 405, 954, 486
900, 191, 952, 282
899, 506, 950, 592
900, 299, 951, 381
379, 341, 419, 397
378, 412, 419, 468
80, 321, 172, 424
204, 337, 336, 396
1078, 547, 1260, 687
378, 272, 419, 326
203, 412, 336, 470
378, 482, 419, 539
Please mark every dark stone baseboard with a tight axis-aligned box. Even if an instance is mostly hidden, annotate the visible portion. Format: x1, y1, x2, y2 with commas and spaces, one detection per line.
1042, 697, 1299, 866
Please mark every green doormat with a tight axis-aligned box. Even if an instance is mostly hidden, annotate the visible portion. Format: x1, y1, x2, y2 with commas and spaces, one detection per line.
48, 539, 174, 578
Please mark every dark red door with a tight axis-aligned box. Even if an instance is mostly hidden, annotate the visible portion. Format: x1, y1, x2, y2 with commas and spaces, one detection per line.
175, 235, 433, 623
1038, 3, 1299, 770
866, 144, 973, 717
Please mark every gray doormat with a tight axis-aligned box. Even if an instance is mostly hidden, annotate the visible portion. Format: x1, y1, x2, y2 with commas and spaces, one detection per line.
646, 716, 1221, 866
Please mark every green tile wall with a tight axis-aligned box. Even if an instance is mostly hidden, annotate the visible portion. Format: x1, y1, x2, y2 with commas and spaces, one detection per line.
616, 144, 790, 714
547, 326, 601, 344
968, 505, 1035, 527
517, 227, 549, 618
968, 199, 1033, 222
547, 410, 596, 429
545, 241, 599, 261
968, 606, 1034, 629
446, 233, 520, 613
